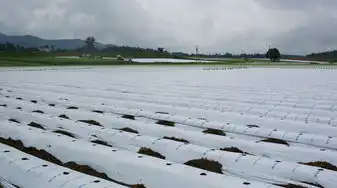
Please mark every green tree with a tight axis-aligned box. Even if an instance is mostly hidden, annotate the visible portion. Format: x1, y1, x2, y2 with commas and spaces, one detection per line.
266, 48, 280, 62
85, 36, 96, 53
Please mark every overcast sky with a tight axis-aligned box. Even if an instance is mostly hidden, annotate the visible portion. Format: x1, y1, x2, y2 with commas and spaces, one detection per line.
1, 0, 336, 55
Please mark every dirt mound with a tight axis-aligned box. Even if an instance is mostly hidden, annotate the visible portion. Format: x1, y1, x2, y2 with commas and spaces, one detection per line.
184, 158, 223, 174
120, 127, 139, 134
260, 138, 289, 146
53, 130, 76, 138
59, 114, 70, 119
67, 106, 78, 110
32, 110, 44, 114
91, 140, 112, 147
276, 184, 308, 188
247, 124, 259, 128
156, 120, 175, 127
27, 122, 45, 130
301, 161, 337, 171
64, 162, 113, 181
302, 182, 324, 188
163, 136, 189, 144
92, 110, 104, 114
220, 147, 244, 154
78, 120, 102, 127
0, 137, 62, 165
202, 128, 226, 136
138, 147, 166, 159
131, 185, 147, 188
122, 114, 135, 120
155, 112, 170, 115
9, 118, 20, 124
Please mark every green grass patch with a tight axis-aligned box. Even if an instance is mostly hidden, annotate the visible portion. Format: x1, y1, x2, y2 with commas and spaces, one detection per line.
0, 56, 133, 67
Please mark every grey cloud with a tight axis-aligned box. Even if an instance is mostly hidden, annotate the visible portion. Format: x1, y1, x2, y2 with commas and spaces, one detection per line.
271, 15, 337, 54
0, 0, 336, 54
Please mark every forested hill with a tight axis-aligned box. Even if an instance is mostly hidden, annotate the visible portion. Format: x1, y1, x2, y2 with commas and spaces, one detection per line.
0, 32, 105, 50
306, 50, 337, 62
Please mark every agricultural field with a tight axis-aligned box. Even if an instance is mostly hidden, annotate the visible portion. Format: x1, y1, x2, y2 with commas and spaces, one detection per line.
1, 66, 337, 188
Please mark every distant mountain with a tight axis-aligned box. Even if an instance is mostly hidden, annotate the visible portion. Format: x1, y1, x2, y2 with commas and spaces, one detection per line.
0, 32, 107, 50
306, 50, 337, 62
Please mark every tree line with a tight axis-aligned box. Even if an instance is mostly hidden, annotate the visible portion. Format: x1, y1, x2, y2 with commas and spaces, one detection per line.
1, 36, 283, 61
